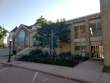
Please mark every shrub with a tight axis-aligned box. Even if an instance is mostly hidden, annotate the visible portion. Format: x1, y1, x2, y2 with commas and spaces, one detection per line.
29, 49, 42, 56
58, 52, 73, 61
103, 66, 110, 73
29, 49, 44, 58
17, 54, 30, 61
18, 51, 78, 67
18, 51, 88, 67
73, 54, 89, 61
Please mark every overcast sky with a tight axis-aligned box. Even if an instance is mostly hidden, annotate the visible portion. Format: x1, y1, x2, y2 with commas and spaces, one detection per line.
0, 0, 100, 31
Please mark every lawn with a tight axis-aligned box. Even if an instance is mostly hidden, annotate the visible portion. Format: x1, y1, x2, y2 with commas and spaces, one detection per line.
103, 66, 110, 73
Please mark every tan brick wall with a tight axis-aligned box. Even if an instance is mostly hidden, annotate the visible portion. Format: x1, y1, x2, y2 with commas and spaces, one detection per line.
29, 30, 36, 47
100, 0, 110, 66
70, 13, 102, 57
60, 43, 71, 53
69, 26, 76, 54
70, 19, 90, 55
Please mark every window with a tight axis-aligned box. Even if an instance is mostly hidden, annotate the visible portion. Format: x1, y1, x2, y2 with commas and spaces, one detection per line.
74, 25, 86, 38
80, 25, 86, 38
75, 45, 87, 54
96, 22, 102, 36
74, 26, 80, 38
75, 46, 80, 51
89, 22, 102, 37
18, 30, 26, 48
89, 23, 96, 37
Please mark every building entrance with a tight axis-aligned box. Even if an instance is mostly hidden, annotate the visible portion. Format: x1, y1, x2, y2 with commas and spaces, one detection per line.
91, 46, 99, 58
91, 46, 104, 59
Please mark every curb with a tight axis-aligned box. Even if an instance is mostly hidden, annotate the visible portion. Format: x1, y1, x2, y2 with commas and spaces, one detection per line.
0, 61, 88, 83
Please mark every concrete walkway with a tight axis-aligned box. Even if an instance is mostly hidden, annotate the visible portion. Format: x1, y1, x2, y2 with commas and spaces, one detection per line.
0, 59, 110, 83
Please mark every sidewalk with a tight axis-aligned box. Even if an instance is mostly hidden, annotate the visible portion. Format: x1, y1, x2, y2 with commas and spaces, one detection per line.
0, 59, 110, 83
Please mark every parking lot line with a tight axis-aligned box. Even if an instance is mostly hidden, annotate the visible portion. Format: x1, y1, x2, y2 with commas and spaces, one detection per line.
31, 72, 39, 83
0, 68, 8, 72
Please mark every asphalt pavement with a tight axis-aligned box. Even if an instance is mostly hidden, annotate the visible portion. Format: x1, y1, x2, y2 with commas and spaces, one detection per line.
0, 48, 80, 83
0, 64, 80, 83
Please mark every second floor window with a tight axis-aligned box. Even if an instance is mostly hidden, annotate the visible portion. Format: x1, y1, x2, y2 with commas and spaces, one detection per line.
89, 22, 102, 37
89, 23, 96, 37
80, 25, 86, 38
74, 26, 80, 38
74, 25, 86, 38
96, 22, 102, 36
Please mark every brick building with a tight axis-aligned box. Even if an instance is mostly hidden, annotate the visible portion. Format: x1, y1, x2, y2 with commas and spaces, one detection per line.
9, 13, 104, 58
68, 13, 103, 58
100, 0, 110, 66
9, 24, 40, 52
8, 0, 110, 67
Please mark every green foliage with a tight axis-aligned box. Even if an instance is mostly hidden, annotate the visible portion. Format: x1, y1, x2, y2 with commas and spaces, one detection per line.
0, 25, 8, 40
73, 54, 89, 61
103, 66, 110, 73
0, 25, 8, 47
55, 21, 70, 43
17, 49, 88, 67
35, 16, 48, 26
17, 49, 77, 67
34, 18, 70, 48
30, 49, 42, 55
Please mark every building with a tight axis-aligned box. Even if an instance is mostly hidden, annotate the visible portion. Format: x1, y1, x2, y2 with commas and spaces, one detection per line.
9, 24, 40, 52
68, 13, 103, 58
9, 13, 103, 58
8, 0, 110, 67
100, 0, 110, 66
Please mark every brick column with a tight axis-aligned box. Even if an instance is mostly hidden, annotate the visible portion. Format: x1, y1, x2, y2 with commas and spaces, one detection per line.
100, 0, 110, 66
70, 24, 75, 55
85, 19, 91, 58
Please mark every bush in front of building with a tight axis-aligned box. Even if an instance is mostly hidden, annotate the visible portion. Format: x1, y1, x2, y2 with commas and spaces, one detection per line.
73, 54, 89, 62
17, 49, 89, 67
103, 66, 110, 73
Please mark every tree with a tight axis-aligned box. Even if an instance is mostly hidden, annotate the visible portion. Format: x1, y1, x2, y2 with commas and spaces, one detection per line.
34, 16, 70, 56
34, 19, 70, 49
0, 25, 8, 47
54, 20, 70, 43
35, 16, 48, 26
34, 18, 70, 59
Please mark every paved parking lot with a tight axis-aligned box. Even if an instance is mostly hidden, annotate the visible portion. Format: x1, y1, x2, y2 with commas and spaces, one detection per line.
0, 64, 81, 83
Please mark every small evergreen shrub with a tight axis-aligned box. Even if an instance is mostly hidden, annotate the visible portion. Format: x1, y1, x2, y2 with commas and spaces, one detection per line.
18, 51, 88, 67
103, 66, 110, 73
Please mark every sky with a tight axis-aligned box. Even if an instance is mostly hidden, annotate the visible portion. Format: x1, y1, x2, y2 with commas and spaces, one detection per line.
0, 0, 100, 31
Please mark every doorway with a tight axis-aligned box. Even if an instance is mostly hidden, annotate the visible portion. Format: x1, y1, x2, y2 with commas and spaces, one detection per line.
91, 46, 99, 58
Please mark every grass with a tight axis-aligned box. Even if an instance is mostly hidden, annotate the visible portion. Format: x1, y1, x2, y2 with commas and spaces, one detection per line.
103, 66, 110, 73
